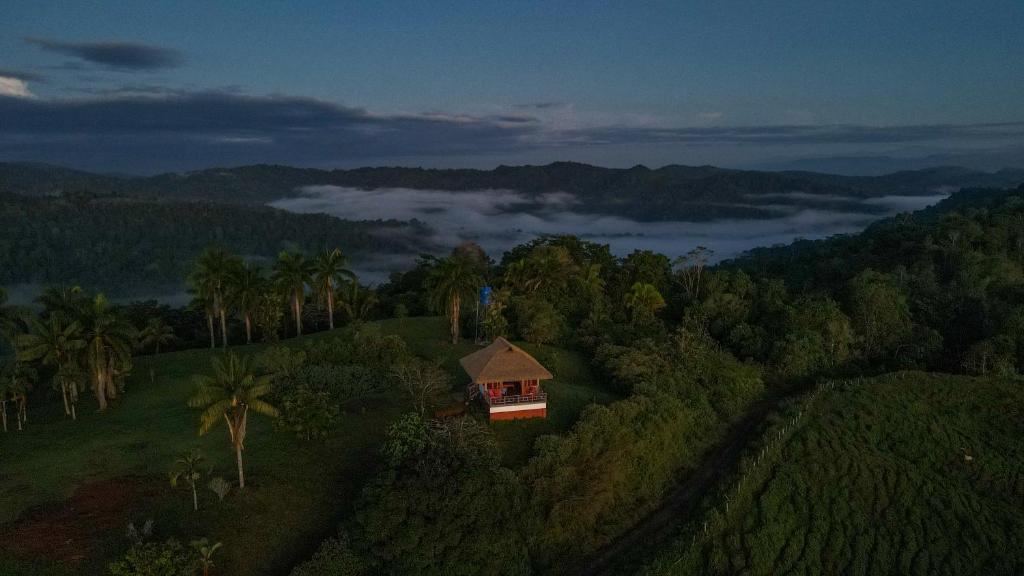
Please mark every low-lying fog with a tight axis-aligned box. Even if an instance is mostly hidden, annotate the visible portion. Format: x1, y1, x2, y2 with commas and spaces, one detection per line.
272, 186, 949, 276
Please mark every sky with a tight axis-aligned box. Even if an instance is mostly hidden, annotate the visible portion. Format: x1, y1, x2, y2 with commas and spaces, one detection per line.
1, 0, 1023, 174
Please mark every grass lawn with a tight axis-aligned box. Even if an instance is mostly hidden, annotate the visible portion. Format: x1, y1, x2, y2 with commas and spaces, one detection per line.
0, 317, 612, 575
641, 372, 1024, 576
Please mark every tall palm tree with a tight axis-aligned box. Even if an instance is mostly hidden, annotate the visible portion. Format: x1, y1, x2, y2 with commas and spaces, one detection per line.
272, 251, 313, 336
137, 317, 177, 355
313, 248, 355, 331
429, 256, 482, 344
189, 277, 219, 349
16, 313, 86, 419
189, 248, 237, 348
78, 294, 135, 410
229, 262, 267, 344
624, 282, 666, 322
36, 285, 88, 318
188, 354, 278, 489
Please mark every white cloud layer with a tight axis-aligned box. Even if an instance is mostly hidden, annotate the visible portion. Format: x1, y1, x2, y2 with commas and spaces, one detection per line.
0, 76, 33, 98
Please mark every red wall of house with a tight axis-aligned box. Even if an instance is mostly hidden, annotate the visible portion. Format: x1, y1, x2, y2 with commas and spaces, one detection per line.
490, 408, 547, 421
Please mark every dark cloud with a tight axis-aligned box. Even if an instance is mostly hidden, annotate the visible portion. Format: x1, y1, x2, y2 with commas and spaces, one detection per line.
0, 89, 1020, 173
512, 101, 568, 110
25, 37, 183, 70
555, 122, 1024, 147
0, 68, 46, 82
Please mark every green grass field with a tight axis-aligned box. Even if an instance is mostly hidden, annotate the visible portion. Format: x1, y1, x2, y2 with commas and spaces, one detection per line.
640, 372, 1024, 576
0, 317, 612, 575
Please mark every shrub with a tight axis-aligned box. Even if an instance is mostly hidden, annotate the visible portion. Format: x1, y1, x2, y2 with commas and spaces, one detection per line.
208, 476, 231, 502
108, 539, 195, 576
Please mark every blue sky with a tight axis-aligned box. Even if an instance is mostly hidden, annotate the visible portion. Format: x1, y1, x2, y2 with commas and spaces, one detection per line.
1, 0, 1022, 173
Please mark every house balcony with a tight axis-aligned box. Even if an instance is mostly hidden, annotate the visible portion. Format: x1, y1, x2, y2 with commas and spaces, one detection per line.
485, 392, 548, 406
481, 389, 548, 421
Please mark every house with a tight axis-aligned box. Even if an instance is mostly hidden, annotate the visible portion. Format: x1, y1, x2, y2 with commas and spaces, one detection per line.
459, 337, 552, 421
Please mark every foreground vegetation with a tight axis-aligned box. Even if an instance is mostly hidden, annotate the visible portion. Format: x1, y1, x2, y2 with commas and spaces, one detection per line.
641, 372, 1024, 576
0, 317, 608, 575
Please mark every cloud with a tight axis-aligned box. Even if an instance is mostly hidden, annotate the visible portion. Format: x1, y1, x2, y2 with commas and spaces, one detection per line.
512, 101, 569, 110
0, 76, 34, 98
0, 87, 1021, 173
0, 69, 45, 83
25, 37, 183, 70
272, 186, 950, 266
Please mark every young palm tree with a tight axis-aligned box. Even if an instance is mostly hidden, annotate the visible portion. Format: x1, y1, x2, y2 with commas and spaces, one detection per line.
190, 248, 237, 348
78, 294, 135, 410
190, 538, 223, 576
1, 361, 36, 431
429, 256, 482, 344
272, 251, 313, 336
188, 354, 278, 489
228, 261, 266, 344
624, 282, 667, 322
169, 448, 205, 511
336, 279, 377, 323
16, 313, 86, 419
137, 317, 177, 355
313, 248, 355, 331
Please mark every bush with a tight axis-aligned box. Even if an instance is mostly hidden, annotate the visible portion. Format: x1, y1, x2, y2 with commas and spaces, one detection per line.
108, 539, 195, 576
513, 297, 565, 344
290, 536, 367, 576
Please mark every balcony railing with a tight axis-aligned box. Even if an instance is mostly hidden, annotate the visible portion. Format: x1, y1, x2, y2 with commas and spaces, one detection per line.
487, 392, 548, 406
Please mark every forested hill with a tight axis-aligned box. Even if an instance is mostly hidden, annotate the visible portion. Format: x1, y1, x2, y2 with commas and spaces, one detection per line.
3, 161, 1022, 221
0, 193, 433, 296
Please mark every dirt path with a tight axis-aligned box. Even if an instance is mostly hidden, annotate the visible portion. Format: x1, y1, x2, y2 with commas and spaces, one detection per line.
578, 395, 785, 576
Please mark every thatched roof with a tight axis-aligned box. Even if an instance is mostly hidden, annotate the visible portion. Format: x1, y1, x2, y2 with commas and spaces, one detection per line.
459, 337, 553, 384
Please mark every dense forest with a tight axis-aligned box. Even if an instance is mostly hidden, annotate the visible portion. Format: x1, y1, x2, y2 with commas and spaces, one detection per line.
0, 193, 432, 296
4, 161, 1023, 221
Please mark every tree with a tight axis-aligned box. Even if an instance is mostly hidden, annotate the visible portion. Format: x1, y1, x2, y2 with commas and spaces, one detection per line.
273, 251, 314, 336
0, 361, 35, 431
429, 256, 481, 344
137, 317, 176, 355
674, 246, 713, 300
16, 313, 86, 419
314, 248, 355, 331
188, 354, 278, 489
169, 448, 205, 512
189, 248, 238, 348
624, 282, 666, 323
36, 285, 88, 318
0, 287, 21, 345
847, 270, 912, 361
190, 538, 223, 576
337, 280, 377, 324
78, 294, 135, 411
392, 359, 450, 415
228, 261, 267, 344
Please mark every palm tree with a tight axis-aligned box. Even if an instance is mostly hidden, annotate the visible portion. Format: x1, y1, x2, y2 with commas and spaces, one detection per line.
429, 256, 482, 344
78, 294, 135, 410
272, 251, 313, 336
36, 285, 88, 318
313, 248, 355, 331
190, 538, 223, 576
1, 361, 36, 432
624, 282, 666, 322
228, 262, 267, 344
169, 448, 205, 511
16, 313, 86, 419
137, 317, 177, 355
0, 287, 20, 344
188, 354, 278, 489
336, 279, 377, 323
189, 248, 237, 348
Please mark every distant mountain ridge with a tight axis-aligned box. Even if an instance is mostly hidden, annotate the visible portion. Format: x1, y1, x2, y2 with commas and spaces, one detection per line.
2, 161, 1023, 222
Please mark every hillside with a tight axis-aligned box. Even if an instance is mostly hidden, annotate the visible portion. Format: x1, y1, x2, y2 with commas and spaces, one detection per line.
3, 161, 1022, 222
639, 372, 1024, 576
0, 317, 614, 576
